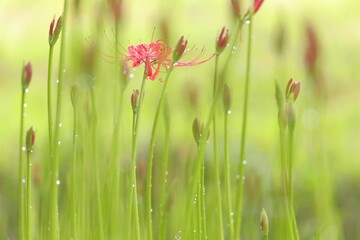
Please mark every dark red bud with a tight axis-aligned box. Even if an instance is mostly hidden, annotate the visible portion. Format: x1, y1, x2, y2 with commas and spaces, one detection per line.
217, 27, 230, 53
22, 62, 32, 89
173, 36, 188, 62
131, 89, 140, 113
26, 127, 35, 152
49, 18, 55, 37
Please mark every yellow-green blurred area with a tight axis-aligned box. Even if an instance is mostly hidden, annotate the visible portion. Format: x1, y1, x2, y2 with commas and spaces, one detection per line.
1, 0, 360, 239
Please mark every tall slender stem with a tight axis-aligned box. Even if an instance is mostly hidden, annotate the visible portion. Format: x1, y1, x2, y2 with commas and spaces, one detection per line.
234, 13, 253, 239
212, 55, 224, 240
128, 72, 147, 240
224, 108, 234, 239
158, 101, 170, 240
146, 66, 173, 240
26, 145, 32, 240
18, 90, 26, 240
49, 0, 68, 239
70, 97, 78, 240
47, 46, 54, 152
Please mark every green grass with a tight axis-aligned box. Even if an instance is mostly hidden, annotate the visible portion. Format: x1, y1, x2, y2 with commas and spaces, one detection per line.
1, 0, 360, 239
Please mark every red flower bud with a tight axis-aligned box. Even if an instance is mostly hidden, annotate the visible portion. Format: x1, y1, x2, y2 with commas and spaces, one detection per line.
260, 208, 269, 237
216, 27, 229, 53
26, 127, 35, 152
285, 79, 301, 102
131, 89, 140, 113
22, 62, 32, 89
254, 0, 264, 14
173, 36, 188, 63
192, 117, 201, 145
49, 16, 62, 46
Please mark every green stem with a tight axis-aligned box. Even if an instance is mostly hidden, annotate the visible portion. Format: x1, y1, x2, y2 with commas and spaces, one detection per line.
47, 46, 54, 152
279, 128, 294, 239
212, 55, 224, 240
26, 147, 32, 240
71, 100, 78, 240
90, 88, 104, 240
50, 0, 68, 239
128, 72, 147, 240
287, 130, 300, 240
18, 90, 25, 240
234, 12, 253, 239
158, 105, 170, 240
200, 151, 207, 240
146, 66, 173, 240
224, 108, 234, 239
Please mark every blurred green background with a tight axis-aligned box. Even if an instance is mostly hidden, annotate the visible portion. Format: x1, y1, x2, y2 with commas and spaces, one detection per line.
1, 0, 360, 239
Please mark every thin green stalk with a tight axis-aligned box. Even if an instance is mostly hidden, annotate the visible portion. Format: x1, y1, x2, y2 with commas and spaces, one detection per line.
90, 88, 104, 240
128, 72, 147, 240
199, 151, 207, 240
158, 100, 170, 240
224, 108, 234, 239
212, 55, 224, 240
197, 180, 202, 240
70, 97, 78, 240
234, 12, 254, 239
146, 66, 174, 240
18, 90, 26, 240
287, 130, 300, 240
279, 128, 294, 239
50, 0, 68, 239
26, 144, 32, 240
47, 46, 54, 152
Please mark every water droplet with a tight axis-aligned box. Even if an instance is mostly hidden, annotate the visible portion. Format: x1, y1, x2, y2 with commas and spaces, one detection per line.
30, 205, 32, 209
245, 19, 251, 24
55, 79, 59, 84
227, 110, 232, 115
22, 178, 26, 183
23, 103, 27, 108
30, 163, 32, 166
57, 141, 61, 145
62, 69, 66, 73
165, 171, 168, 176
230, 212, 234, 216
75, 134, 78, 139
22, 146, 26, 152
56, 180, 61, 185
243, 160, 247, 165
129, 73, 134, 79
150, 208, 153, 213
58, 122, 62, 128
132, 184, 135, 188
25, 88, 29, 93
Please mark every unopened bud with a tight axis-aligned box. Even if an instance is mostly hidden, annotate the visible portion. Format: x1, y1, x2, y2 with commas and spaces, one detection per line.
254, 0, 264, 14
173, 36, 188, 63
192, 117, 201, 145
285, 79, 301, 102
223, 84, 232, 112
131, 89, 140, 113
49, 16, 62, 46
26, 127, 35, 153
231, 0, 241, 17
216, 27, 229, 54
260, 208, 269, 237
70, 84, 79, 108
22, 62, 32, 90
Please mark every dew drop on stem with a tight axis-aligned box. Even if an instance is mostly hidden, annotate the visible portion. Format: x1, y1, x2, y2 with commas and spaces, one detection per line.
227, 110, 232, 115
56, 180, 61, 185
22, 178, 26, 184
25, 88, 29, 93
57, 141, 61, 145
243, 160, 247, 165
21, 146, 26, 152
23, 103, 27, 108
245, 19, 251, 24
55, 79, 59, 84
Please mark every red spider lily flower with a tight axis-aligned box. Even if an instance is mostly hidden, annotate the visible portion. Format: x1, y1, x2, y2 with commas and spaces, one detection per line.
125, 38, 214, 81
125, 40, 172, 80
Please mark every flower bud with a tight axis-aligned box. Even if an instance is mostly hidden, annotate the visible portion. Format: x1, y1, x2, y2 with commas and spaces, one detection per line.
285, 79, 301, 102
304, 23, 319, 76
192, 117, 201, 145
70, 84, 79, 108
231, 0, 241, 17
131, 89, 140, 113
22, 62, 32, 90
26, 127, 35, 153
260, 208, 269, 237
223, 84, 232, 112
173, 36, 188, 63
216, 27, 229, 54
254, 0, 264, 14
49, 16, 62, 46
